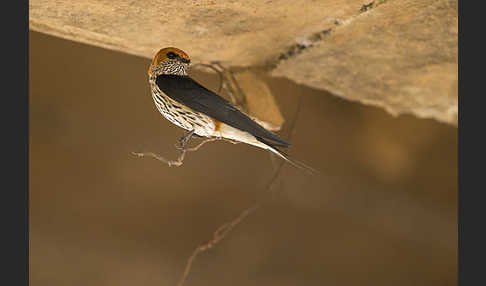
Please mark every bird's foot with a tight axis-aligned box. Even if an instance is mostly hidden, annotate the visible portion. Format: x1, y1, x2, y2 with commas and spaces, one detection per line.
178, 130, 195, 149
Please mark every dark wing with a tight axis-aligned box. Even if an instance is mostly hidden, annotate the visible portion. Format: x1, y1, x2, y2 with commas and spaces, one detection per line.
156, 74, 290, 147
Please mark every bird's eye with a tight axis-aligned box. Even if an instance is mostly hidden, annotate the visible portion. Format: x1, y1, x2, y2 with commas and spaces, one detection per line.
166, 52, 177, 59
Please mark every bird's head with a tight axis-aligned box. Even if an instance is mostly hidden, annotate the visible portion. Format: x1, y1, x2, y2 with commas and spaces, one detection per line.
148, 47, 191, 76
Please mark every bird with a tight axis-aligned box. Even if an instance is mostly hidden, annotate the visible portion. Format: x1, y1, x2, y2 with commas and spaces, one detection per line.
147, 47, 316, 173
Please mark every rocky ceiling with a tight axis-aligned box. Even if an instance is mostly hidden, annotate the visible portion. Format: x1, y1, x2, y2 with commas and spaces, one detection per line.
30, 0, 458, 126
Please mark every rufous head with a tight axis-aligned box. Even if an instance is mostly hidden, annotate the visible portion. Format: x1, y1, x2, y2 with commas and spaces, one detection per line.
148, 47, 191, 76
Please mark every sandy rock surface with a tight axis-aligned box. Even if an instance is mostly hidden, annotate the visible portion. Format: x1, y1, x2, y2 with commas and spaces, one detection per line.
30, 0, 458, 125
272, 0, 458, 125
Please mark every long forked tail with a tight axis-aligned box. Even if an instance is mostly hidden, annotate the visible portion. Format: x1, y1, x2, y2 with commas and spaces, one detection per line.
215, 122, 318, 174
265, 145, 319, 176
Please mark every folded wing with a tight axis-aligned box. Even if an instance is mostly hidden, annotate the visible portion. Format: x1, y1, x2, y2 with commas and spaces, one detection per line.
156, 74, 290, 147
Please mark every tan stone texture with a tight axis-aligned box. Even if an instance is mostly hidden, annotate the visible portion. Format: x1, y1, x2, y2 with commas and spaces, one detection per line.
30, 0, 458, 125
272, 0, 458, 125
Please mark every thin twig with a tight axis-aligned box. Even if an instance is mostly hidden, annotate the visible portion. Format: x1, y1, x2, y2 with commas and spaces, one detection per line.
132, 137, 238, 167
226, 69, 248, 109
190, 62, 225, 93
192, 62, 246, 110
175, 86, 305, 286
176, 161, 285, 286
131, 151, 184, 167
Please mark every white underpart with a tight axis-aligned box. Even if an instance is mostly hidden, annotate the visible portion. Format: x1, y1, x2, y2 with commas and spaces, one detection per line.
215, 123, 316, 173
214, 122, 289, 162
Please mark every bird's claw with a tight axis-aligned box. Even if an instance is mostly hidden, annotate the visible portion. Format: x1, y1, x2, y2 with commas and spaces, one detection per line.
178, 130, 195, 148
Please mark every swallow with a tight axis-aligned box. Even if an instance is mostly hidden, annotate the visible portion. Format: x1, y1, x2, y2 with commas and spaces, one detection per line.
147, 47, 316, 173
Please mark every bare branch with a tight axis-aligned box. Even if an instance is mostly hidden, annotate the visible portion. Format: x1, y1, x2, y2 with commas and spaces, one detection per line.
132, 137, 239, 167
175, 90, 305, 286
191, 62, 247, 111
131, 151, 184, 167
176, 161, 285, 286
190, 62, 225, 93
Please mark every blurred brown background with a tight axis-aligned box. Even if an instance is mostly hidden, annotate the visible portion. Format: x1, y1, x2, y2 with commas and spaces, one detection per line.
30, 31, 457, 286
